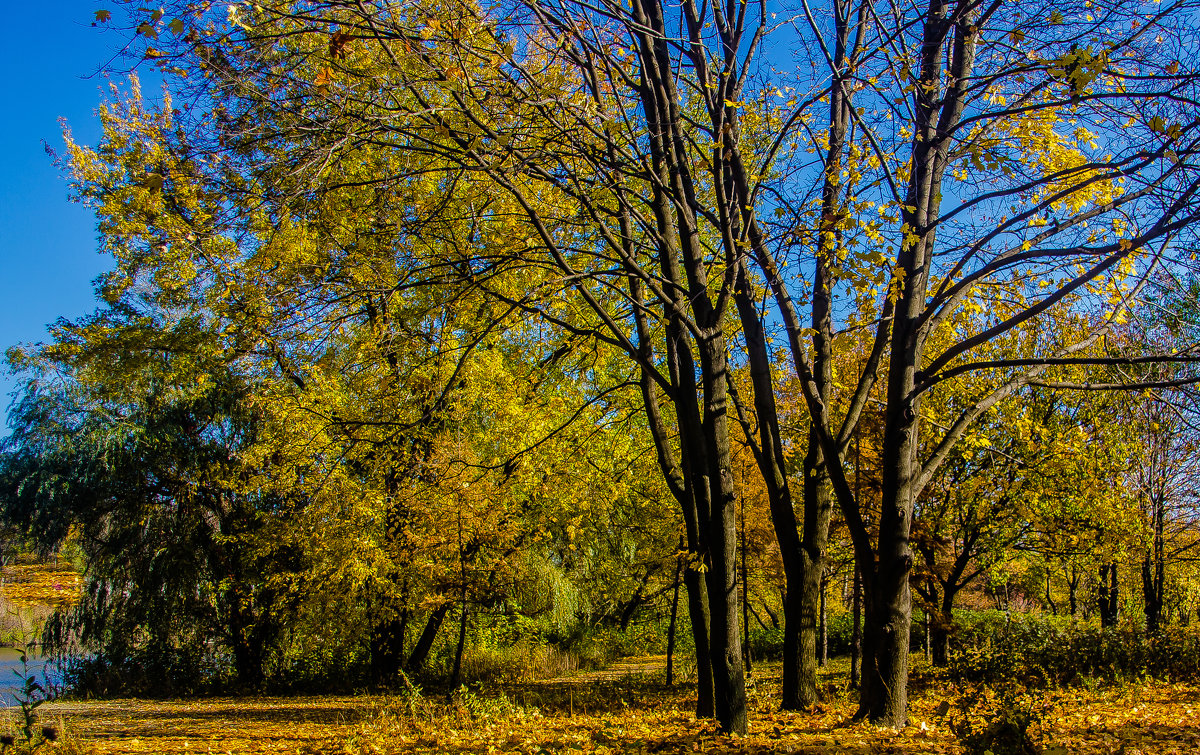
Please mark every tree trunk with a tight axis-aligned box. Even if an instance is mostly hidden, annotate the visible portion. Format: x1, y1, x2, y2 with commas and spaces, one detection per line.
666, 555, 681, 687
699, 361, 748, 734
1099, 562, 1119, 628
405, 603, 450, 673
741, 502, 752, 674
450, 603, 468, 689
850, 566, 861, 689
795, 432, 834, 706
630, 282, 714, 719
931, 585, 956, 667
731, 258, 810, 710
228, 591, 265, 689
685, 566, 714, 715
930, 614, 948, 666
858, 400, 919, 727
1068, 566, 1079, 617
370, 609, 408, 684
1142, 494, 1165, 633
818, 573, 828, 668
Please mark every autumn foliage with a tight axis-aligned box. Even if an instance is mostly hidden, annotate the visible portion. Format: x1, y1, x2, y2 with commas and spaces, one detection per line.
3, 0, 1200, 749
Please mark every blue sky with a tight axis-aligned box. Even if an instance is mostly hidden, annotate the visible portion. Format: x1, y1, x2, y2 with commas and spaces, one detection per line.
0, 2, 118, 430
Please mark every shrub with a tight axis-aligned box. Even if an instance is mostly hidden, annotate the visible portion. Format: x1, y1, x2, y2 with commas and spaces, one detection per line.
946, 617, 1200, 685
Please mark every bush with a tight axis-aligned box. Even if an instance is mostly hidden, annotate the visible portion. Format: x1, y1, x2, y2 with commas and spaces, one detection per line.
946, 617, 1200, 685
746, 626, 784, 660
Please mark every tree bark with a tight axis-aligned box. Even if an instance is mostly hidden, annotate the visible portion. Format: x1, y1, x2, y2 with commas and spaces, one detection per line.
666, 553, 681, 687
404, 603, 450, 673
450, 603, 468, 689
370, 610, 408, 684
850, 566, 861, 689
730, 260, 810, 710
1142, 494, 1165, 633
1068, 566, 1079, 617
741, 504, 752, 674
1099, 562, 1120, 628
931, 586, 958, 667
697, 333, 748, 734
818, 573, 828, 668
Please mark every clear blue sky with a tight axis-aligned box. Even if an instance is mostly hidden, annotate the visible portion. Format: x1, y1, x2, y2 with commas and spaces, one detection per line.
0, 2, 119, 430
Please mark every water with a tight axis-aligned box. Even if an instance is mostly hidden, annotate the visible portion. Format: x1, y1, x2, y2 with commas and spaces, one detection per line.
0, 648, 64, 708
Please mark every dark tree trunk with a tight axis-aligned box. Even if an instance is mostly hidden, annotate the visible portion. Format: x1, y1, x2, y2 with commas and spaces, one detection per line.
405, 603, 451, 673
931, 614, 948, 666
697, 335, 748, 734
741, 501, 752, 674
630, 273, 714, 719
370, 609, 409, 684
850, 566, 861, 689
666, 553, 682, 687
1099, 562, 1119, 628
229, 591, 266, 689
931, 585, 957, 667
731, 258, 812, 710
818, 573, 828, 668
1068, 566, 1079, 617
857, 397, 919, 727
450, 603, 468, 689
1142, 495, 1165, 633
685, 568, 714, 714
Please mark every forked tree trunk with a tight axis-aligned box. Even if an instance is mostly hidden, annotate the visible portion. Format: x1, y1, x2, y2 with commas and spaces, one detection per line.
698, 335, 748, 734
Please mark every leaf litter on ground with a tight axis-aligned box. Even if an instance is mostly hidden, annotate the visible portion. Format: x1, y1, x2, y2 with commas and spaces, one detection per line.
24, 656, 1200, 754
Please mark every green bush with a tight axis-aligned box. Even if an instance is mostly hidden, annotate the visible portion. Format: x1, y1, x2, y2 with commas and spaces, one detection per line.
746, 626, 784, 660
947, 618, 1200, 685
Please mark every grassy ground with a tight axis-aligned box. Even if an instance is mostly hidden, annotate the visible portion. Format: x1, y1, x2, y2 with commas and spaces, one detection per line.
14, 656, 1200, 754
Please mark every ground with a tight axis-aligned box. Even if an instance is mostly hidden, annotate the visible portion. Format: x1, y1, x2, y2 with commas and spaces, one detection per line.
18, 657, 1200, 754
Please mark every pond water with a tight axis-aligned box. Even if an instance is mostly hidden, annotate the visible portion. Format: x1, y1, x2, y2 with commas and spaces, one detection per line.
0, 647, 64, 708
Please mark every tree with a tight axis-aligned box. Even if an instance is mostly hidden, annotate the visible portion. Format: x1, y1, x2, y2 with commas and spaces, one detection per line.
1, 368, 301, 691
